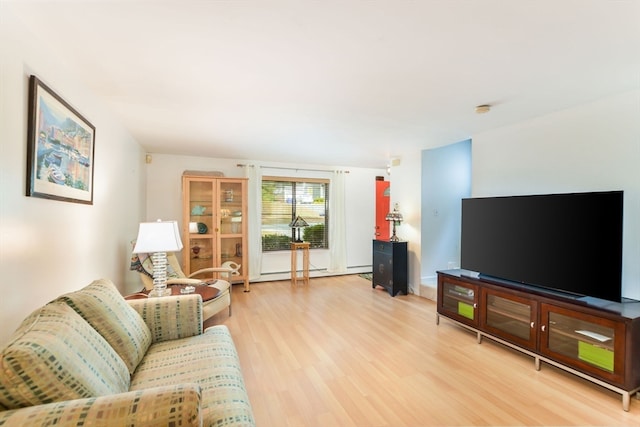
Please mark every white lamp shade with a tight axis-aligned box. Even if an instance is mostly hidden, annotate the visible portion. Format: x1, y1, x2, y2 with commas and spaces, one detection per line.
133, 220, 183, 253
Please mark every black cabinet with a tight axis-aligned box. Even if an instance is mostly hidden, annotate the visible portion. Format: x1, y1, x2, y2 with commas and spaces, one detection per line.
372, 240, 408, 297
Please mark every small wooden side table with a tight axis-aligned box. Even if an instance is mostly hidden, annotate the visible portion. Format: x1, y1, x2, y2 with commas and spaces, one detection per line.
290, 242, 310, 286
125, 283, 221, 301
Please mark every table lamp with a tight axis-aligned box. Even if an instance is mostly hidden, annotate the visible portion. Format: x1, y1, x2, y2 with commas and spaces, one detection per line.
385, 204, 403, 242
289, 215, 309, 242
133, 219, 183, 297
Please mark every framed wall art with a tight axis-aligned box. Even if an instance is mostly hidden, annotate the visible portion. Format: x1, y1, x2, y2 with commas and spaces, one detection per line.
26, 75, 95, 204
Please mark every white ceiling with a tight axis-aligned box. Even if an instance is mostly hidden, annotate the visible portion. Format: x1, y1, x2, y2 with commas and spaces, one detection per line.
5, 0, 640, 169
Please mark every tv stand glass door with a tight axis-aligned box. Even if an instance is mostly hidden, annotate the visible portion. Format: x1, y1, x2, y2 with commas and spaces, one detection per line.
540, 303, 625, 384
481, 288, 537, 351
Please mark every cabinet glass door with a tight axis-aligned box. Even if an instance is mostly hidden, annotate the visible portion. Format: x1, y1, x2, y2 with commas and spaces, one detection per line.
188, 181, 214, 234
482, 289, 537, 350
217, 180, 246, 279
218, 181, 243, 235
189, 237, 213, 272
439, 279, 478, 326
186, 180, 214, 274
540, 304, 624, 382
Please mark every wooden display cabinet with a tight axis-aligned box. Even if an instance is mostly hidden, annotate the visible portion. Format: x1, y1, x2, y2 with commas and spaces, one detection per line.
182, 173, 249, 291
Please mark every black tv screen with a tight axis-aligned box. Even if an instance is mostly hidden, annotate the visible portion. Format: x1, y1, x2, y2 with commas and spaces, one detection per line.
461, 191, 623, 302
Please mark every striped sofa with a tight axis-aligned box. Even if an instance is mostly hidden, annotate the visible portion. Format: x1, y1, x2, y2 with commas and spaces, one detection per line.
0, 279, 255, 427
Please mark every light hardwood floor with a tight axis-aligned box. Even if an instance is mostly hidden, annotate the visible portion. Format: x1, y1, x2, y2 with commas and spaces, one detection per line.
208, 275, 639, 426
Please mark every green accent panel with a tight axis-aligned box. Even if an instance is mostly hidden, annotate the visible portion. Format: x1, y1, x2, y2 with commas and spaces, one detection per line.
578, 341, 614, 372
458, 301, 474, 320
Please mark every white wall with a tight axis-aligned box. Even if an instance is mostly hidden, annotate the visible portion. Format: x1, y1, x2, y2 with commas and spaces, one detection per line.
386, 154, 423, 294
472, 90, 640, 300
144, 154, 385, 280
0, 9, 147, 346
402, 90, 639, 303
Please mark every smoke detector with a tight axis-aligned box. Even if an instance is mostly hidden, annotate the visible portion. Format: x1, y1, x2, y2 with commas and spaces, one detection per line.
475, 104, 491, 114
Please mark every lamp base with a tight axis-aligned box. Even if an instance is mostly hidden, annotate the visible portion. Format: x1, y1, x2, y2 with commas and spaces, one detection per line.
149, 251, 171, 297
148, 287, 172, 297
389, 222, 400, 242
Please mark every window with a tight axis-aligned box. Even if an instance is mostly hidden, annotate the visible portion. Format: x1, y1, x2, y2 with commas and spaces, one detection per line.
262, 177, 329, 251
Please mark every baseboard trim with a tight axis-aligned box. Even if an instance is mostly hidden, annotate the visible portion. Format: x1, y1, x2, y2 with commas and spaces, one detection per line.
251, 266, 372, 283
419, 284, 437, 302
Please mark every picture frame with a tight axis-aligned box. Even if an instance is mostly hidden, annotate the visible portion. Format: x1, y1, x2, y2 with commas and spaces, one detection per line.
26, 75, 95, 204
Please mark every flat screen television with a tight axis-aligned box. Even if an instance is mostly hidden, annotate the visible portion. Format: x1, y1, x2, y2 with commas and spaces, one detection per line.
460, 191, 623, 302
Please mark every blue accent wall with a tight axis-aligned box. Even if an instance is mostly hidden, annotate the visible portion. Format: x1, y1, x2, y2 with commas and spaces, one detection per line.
421, 139, 471, 285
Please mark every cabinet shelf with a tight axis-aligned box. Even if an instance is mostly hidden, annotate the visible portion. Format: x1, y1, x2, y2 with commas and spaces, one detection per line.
549, 326, 614, 350
487, 306, 530, 324
444, 294, 473, 303
447, 287, 474, 299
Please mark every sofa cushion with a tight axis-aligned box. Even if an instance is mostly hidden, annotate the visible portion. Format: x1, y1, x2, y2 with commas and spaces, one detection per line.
130, 325, 254, 426
57, 278, 152, 374
0, 302, 130, 409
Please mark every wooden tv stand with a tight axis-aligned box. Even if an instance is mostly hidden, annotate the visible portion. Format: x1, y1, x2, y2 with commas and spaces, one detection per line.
437, 270, 640, 411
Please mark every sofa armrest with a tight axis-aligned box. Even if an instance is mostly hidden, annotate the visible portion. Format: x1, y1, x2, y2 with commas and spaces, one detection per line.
167, 277, 203, 285
127, 294, 203, 342
189, 267, 233, 279
0, 384, 202, 427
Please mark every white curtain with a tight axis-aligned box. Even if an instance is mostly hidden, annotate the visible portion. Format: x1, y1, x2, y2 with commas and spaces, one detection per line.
328, 170, 347, 273
244, 165, 262, 281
